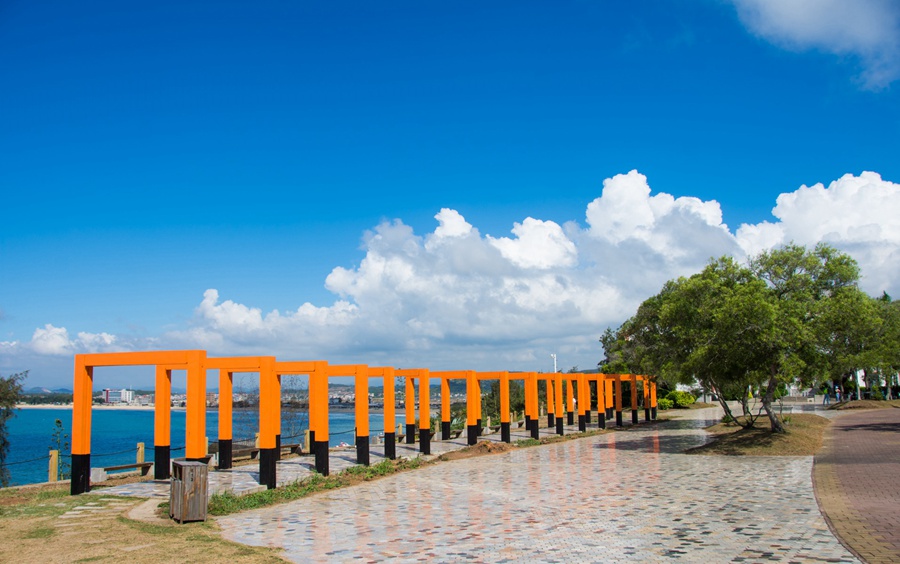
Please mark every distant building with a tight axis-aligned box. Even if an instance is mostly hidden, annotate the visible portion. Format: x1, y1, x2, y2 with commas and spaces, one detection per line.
103, 388, 134, 404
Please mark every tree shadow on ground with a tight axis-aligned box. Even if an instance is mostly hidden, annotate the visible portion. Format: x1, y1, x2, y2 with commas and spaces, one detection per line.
594, 434, 710, 454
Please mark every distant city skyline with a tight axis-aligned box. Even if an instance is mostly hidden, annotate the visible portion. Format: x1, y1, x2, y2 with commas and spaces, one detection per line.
2, 1, 899, 388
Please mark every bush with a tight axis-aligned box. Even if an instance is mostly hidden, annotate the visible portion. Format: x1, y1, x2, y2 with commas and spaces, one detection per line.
664, 390, 696, 408
657, 398, 674, 410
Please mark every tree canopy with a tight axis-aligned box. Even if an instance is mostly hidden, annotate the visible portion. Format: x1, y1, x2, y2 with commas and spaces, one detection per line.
1, 371, 27, 487
601, 244, 897, 432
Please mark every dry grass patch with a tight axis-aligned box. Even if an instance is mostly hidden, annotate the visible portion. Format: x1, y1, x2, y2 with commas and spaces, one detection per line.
829, 399, 900, 410
687, 413, 831, 456
0, 484, 285, 563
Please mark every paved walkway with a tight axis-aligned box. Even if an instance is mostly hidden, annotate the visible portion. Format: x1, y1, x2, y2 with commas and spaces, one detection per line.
214, 407, 857, 563
97, 418, 597, 499
814, 407, 900, 564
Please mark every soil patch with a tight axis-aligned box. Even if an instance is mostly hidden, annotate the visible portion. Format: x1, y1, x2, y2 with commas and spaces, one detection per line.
438, 441, 514, 461
687, 413, 830, 456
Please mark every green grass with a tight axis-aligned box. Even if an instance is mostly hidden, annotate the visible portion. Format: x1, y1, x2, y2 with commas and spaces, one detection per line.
207, 458, 426, 516
23, 526, 56, 539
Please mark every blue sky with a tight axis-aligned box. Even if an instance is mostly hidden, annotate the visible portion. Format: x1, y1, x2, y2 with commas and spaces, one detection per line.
2, 0, 899, 389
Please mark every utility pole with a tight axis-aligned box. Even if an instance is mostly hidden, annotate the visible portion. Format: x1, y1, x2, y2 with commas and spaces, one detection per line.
550, 353, 557, 373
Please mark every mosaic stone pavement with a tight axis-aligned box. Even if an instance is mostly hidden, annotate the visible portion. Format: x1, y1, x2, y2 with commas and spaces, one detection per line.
213, 407, 858, 563
97, 418, 594, 499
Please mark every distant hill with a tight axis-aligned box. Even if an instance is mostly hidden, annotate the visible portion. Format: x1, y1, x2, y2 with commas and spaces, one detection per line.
24, 387, 72, 395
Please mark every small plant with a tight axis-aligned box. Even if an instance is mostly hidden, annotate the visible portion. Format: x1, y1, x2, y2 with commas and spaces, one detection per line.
49, 419, 71, 480
664, 391, 696, 408
657, 398, 674, 410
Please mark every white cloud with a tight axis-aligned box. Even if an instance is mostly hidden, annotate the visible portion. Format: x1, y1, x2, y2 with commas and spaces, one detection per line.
737, 171, 900, 292
731, 0, 900, 88
23, 324, 120, 356
9, 170, 900, 380
487, 218, 578, 269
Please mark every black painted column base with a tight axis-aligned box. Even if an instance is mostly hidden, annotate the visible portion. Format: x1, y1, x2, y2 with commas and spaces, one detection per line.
616, 411, 623, 427
275, 434, 282, 461
406, 424, 416, 444
578, 414, 586, 432
530, 419, 539, 439
556, 418, 564, 435
314, 440, 329, 476
384, 432, 396, 459
645, 408, 651, 422
501, 422, 511, 443
651, 407, 657, 420
467, 425, 478, 445
259, 448, 277, 490
548, 413, 555, 428
567, 412, 574, 426
476, 419, 483, 437
441, 421, 451, 440
155, 445, 172, 478
71, 453, 90, 495
357, 435, 370, 466
632, 410, 639, 424
585, 411, 592, 424
419, 429, 430, 455
598, 413, 606, 429
607, 408, 614, 420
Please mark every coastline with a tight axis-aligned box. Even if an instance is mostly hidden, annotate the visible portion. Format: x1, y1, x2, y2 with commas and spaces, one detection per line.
16, 404, 392, 414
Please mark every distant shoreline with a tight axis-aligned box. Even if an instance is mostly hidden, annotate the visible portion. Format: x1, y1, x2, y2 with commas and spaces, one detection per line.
15, 404, 394, 414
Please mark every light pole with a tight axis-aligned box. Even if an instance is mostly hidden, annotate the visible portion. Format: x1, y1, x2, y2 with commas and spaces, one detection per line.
550, 353, 557, 373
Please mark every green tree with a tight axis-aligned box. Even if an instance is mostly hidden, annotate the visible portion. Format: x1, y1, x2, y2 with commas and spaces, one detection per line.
751, 244, 861, 431
603, 244, 865, 433
1, 371, 27, 487
480, 380, 525, 423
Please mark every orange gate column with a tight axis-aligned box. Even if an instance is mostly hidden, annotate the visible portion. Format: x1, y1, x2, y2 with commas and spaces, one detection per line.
554, 372, 564, 435
418, 370, 430, 454
565, 377, 575, 426
585, 376, 593, 426
258, 357, 278, 489
643, 377, 651, 422
466, 371, 478, 445
546, 377, 555, 428
405, 376, 416, 444
216, 369, 232, 470
631, 374, 639, 425
185, 351, 207, 461
355, 365, 370, 465
596, 376, 607, 429
383, 368, 397, 459
441, 377, 451, 440
527, 372, 539, 440
71, 356, 93, 495
500, 372, 511, 443
605, 378, 614, 420
577, 374, 587, 432
615, 374, 624, 427
154, 367, 173, 478
651, 380, 658, 420
311, 362, 330, 476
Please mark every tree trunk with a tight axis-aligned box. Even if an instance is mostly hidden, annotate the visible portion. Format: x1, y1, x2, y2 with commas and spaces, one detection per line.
761, 373, 785, 433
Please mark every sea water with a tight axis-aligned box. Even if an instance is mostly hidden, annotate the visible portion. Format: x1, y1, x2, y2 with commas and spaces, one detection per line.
3, 407, 405, 487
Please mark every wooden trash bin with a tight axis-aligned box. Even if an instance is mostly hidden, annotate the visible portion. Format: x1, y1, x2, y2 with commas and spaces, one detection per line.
170, 460, 208, 523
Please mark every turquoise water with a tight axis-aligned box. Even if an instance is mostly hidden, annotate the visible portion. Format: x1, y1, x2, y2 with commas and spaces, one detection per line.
3, 408, 403, 487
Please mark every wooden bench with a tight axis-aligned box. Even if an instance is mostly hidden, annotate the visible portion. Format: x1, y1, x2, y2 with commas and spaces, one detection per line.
103, 461, 153, 476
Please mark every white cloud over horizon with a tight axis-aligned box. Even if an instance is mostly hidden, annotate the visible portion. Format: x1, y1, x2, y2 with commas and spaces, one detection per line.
4, 170, 900, 381
731, 0, 900, 89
